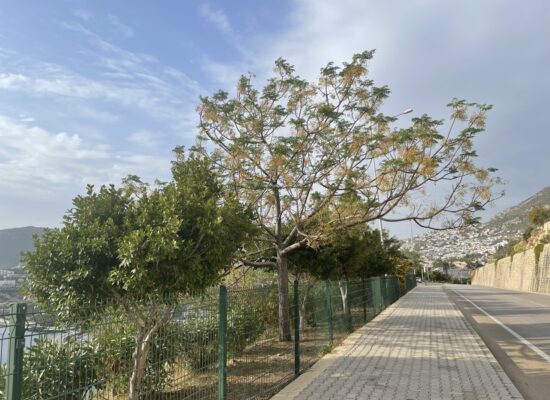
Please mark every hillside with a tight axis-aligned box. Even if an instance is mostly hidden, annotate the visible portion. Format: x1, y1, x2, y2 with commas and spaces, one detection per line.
0, 226, 45, 267
403, 187, 550, 263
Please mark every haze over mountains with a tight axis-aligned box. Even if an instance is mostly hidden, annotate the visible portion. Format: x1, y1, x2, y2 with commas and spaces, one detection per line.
0, 226, 45, 267
403, 187, 550, 263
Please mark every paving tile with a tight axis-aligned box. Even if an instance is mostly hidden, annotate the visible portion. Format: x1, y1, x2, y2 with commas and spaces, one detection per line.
271, 284, 523, 400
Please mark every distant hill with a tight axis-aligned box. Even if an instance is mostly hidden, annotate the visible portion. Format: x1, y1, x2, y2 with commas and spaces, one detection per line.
403, 187, 550, 262
0, 226, 45, 267
484, 186, 550, 233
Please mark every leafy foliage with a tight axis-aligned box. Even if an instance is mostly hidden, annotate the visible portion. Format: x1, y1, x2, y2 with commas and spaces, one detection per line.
528, 205, 550, 226
289, 226, 398, 280
23, 153, 254, 316
20, 337, 98, 400
91, 311, 178, 395
0, 364, 5, 398
195, 51, 501, 339
21, 151, 255, 398
170, 302, 265, 372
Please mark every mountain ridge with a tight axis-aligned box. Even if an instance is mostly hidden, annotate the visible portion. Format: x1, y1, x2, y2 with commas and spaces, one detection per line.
0, 226, 46, 267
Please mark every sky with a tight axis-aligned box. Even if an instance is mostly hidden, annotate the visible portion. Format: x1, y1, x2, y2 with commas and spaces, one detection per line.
0, 0, 549, 238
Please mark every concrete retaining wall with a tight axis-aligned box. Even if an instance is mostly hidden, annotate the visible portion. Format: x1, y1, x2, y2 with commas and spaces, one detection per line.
472, 243, 550, 293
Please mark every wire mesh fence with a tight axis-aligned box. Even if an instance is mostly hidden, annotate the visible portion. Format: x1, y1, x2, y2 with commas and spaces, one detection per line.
0, 274, 416, 400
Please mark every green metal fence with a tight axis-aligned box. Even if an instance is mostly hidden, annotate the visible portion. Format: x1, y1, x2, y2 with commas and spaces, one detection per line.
0, 274, 416, 400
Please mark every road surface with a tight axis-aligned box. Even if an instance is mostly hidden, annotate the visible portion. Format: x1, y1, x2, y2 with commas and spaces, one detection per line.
447, 284, 550, 400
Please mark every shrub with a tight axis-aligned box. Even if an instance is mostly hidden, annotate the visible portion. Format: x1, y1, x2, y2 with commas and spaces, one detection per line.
523, 226, 535, 241
172, 301, 266, 372
528, 205, 550, 226
228, 303, 265, 354
248, 286, 279, 329
172, 316, 219, 372
91, 312, 176, 396
0, 363, 5, 399
427, 270, 452, 283
21, 337, 98, 400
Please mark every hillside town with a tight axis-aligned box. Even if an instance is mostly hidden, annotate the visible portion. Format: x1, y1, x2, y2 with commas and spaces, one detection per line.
0, 265, 26, 302
403, 224, 514, 264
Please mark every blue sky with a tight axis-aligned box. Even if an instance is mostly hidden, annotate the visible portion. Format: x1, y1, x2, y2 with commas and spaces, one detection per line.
1, 0, 549, 237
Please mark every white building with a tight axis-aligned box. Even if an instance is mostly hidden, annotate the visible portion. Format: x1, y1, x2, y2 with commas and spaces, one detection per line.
0, 280, 17, 288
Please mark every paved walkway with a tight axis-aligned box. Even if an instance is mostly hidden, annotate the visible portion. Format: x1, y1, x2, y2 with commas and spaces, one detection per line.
272, 284, 523, 400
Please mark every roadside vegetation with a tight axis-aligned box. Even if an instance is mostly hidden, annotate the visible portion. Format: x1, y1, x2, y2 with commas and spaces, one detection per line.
3, 50, 499, 399
491, 205, 550, 262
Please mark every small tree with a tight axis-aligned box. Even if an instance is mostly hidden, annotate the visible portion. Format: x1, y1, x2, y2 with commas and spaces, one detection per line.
197, 50, 501, 340
23, 151, 254, 399
528, 205, 550, 226
289, 225, 397, 323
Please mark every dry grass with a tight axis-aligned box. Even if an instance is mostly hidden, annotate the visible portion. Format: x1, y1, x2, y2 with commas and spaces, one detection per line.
152, 306, 374, 400
89, 306, 375, 400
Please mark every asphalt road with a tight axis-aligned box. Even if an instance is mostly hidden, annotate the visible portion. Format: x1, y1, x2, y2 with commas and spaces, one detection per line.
446, 284, 550, 400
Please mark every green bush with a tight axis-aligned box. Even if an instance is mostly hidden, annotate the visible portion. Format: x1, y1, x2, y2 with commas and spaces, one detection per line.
21, 336, 98, 400
173, 301, 266, 372
91, 312, 177, 396
228, 303, 265, 354
523, 225, 535, 241
252, 287, 280, 329
427, 270, 452, 283
0, 363, 5, 399
528, 205, 550, 226
172, 316, 219, 371
0, 302, 267, 398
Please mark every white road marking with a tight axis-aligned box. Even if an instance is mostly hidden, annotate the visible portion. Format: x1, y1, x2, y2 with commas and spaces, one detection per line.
452, 288, 550, 365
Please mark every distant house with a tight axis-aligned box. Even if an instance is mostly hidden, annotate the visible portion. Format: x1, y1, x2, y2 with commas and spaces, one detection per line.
0, 269, 15, 278
0, 280, 17, 288
447, 269, 471, 280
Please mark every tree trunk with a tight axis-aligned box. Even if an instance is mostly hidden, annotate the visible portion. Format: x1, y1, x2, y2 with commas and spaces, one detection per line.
277, 251, 292, 341
128, 327, 148, 400
128, 307, 172, 400
299, 283, 312, 332
338, 280, 348, 315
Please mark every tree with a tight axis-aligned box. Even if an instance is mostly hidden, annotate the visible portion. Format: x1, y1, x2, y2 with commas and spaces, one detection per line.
528, 205, 550, 226
290, 226, 393, 321
290, 227, 396, 280
23, 151, 254, 399
196, 50, 501, 340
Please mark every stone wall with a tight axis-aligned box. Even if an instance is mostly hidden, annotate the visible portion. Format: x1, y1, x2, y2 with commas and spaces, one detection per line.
471, 243, 550, 293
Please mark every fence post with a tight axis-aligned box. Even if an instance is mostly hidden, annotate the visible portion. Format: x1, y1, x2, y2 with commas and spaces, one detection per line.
218, 285, 227, 400
370, 277, 381, 315
380, 277, 388, 309
361, 277, 367, 323
293, 280, 300, 375
325, 281, 333, 346
345, 280, 352, 332
5, 303, 26, 400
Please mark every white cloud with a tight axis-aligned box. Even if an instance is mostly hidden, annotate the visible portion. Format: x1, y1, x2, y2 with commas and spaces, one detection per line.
0, 73, 28, 89
0, 115, 169, 194
73, 9, 93, 22
198, 3, 253, 66
107, 14, 135, 39
18, 114, 35, 123
128, 130, 163, 147
199, 4, 232, 35
0, 53, 199, 125
197, 0, 550, 237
